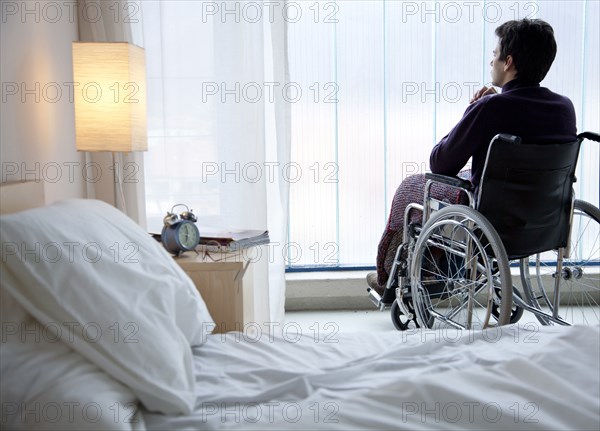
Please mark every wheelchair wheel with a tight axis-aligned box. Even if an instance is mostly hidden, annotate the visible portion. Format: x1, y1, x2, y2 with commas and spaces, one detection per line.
520, 200, 600, 325
411, 205, 513, 329
492, 286, 524, 324
391, 300, 413, 331
391, 297, 432, 330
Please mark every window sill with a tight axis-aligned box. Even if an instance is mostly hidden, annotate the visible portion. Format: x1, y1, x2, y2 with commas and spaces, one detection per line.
285, 267, 600, 311
285, 270, 375, 311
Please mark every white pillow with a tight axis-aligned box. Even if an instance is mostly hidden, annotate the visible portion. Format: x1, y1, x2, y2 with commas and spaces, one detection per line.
0, 199, 214, 414
0, 288, 144, 431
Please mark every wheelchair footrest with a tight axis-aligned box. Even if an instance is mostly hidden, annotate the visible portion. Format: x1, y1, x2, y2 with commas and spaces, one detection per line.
366, 287, 393, 311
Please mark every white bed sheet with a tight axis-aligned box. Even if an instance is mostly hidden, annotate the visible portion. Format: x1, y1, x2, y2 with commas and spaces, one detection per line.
143, 324, 600, 430
2, 198, 597, 430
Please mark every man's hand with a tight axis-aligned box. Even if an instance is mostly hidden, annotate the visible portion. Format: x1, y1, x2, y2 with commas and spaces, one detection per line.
470, 86, 498, 104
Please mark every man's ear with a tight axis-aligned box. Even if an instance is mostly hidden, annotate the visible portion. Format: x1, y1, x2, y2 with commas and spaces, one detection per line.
504, 55, 515, 72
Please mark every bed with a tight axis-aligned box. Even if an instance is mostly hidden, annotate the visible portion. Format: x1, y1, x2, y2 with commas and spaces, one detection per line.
1, 182, 599, 430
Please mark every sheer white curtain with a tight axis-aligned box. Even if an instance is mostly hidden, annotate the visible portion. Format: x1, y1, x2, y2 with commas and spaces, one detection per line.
142, 1, 290, 324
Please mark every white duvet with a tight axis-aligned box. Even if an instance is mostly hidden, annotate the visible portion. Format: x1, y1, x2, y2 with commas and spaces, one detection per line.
143, 324, 600, 431
2, 200, 599, 430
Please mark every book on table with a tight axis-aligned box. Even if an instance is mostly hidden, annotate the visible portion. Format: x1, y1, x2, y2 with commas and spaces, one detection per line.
197, 228, 270, 252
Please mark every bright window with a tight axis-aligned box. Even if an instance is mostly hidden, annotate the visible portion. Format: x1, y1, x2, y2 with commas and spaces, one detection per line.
142, 1, 599, 271
286, 0, 599, 270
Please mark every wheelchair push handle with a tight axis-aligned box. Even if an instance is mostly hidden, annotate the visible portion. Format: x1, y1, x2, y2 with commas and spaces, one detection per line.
577, 131, 600, 142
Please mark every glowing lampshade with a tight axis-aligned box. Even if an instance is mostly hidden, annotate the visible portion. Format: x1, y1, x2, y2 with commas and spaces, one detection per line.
72, 42, 147, 152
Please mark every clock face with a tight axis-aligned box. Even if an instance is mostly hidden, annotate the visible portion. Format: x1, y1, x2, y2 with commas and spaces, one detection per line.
178, 221, 200, 250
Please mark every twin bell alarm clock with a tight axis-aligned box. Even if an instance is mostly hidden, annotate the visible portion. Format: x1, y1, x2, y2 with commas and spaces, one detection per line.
161, 204, 200, 256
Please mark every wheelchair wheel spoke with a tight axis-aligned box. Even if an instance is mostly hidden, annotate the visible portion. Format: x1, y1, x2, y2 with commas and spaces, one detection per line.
521, 200, 600, 326
411, 205, 512, 330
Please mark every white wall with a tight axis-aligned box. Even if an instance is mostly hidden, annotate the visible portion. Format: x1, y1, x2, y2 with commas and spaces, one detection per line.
1, 1, 86, 203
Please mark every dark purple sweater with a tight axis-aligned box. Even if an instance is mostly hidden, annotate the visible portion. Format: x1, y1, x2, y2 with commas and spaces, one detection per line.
430, 79, 577, 188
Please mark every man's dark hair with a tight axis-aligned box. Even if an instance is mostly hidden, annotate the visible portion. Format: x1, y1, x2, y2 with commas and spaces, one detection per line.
495, 19, 557, 83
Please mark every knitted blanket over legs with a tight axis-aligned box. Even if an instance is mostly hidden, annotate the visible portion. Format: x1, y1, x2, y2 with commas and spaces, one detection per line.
376, 172, 470, 287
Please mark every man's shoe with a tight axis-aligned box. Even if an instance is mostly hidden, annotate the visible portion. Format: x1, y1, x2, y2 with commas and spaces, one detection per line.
366, 272, 384, 296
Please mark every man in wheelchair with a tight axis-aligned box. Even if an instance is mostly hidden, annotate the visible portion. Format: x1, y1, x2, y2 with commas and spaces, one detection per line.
367, 19, 599, 330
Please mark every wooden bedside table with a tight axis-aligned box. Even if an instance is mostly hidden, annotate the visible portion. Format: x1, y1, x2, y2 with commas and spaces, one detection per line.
174, 251, 255, 333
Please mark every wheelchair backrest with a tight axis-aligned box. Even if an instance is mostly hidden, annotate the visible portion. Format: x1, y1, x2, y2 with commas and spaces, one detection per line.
476, 134, 581, 259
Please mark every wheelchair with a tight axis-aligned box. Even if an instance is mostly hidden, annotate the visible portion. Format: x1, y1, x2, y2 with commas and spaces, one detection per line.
368, 132, 600, 330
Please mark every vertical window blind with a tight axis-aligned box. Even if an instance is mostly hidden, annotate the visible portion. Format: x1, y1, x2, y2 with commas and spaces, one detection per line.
286, 0, 599, 270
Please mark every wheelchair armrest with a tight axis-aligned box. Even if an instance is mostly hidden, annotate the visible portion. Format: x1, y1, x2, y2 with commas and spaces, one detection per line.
425, 173, 474, 192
